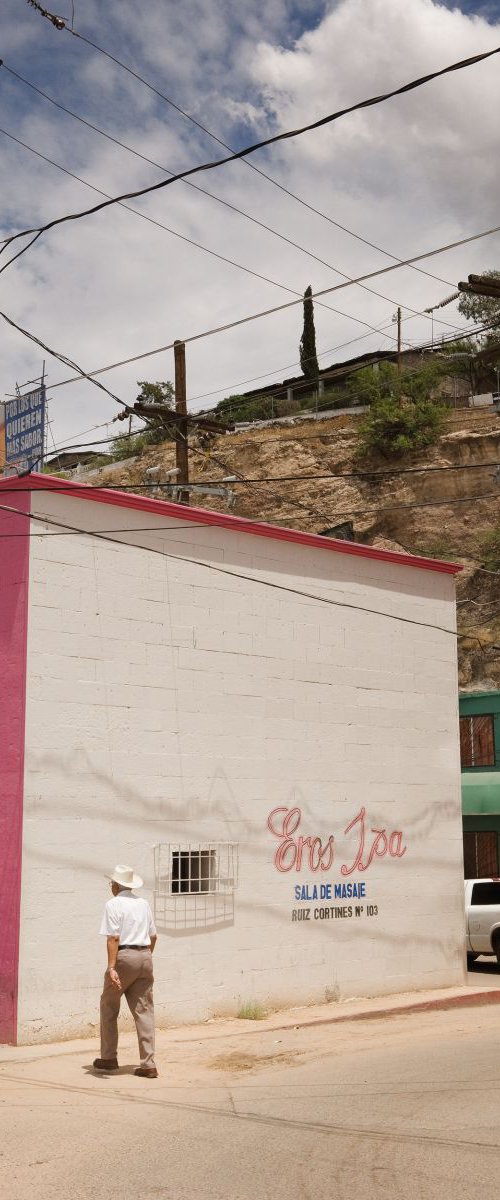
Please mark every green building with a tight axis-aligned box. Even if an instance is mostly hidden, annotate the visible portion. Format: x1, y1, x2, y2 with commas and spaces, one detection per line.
461, 690, 500, 877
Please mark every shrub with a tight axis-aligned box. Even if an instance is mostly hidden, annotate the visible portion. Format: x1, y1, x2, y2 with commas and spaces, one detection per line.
236, 1000, 266, 1020
479, 529, 500, 572
359, 396, 445, 457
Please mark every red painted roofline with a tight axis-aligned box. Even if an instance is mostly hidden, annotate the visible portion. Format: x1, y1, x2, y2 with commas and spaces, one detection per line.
0, 473, 462, 575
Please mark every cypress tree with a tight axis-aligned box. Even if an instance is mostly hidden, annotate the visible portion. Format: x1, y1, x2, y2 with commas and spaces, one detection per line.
300, 285, 319, 380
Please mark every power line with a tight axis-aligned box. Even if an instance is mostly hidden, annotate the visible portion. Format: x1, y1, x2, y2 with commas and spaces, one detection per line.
220, 407, 500, 450
187, 313, 472, 408
136, 460, 500, 487
1, 301, 494, 515
0, 66, 465, 334
0, 498, 457, 635
461, 608, 500, 632
39, 231, 500, 395
0, 130, 406, 349
40, 405, 500, 463
24, 0, 65, 28
8, 443, 500, 535
0, 127, 341, 305
0, 309, 163, 433
17, 11, 479, 295
7, 474, 500, 512
47, 319, 409, 393
35, 18, 496, 301
196, 338, 481, 418
2, 44, 500, 272
0, 69, 448, 295
0, 520, 212, 539
2, 301, 494, 477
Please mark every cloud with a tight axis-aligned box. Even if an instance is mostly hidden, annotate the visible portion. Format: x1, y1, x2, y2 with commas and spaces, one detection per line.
0, 0, 499, 452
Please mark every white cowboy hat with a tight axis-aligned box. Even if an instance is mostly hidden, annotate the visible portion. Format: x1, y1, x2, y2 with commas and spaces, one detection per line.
107, 864, 143, 890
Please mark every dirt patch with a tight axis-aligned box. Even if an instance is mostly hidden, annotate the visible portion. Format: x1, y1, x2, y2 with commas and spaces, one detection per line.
209, 1050, 299, 1073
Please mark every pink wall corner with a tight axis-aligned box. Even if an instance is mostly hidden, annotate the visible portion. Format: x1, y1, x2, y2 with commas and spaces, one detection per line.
0, 492, 30, 1043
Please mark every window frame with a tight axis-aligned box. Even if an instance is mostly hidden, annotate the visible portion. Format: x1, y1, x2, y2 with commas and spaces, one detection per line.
470, 880, 500, 906
154, 841, 239, 900
463, 830, 499, 879
460, 713, 496, 770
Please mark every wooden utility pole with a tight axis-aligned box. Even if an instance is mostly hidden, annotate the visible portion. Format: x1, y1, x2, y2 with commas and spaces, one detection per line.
397, 306, 402, 374
174, 339, 189, 505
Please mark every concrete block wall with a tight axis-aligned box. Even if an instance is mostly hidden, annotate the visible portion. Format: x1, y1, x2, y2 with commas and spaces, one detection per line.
15, 489, 464, 1043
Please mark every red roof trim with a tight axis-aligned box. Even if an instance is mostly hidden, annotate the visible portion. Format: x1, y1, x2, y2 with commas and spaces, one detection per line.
0, 473, 462, 575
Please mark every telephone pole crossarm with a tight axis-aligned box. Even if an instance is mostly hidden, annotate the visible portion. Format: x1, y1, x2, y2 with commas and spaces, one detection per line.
458, 274, 500, 300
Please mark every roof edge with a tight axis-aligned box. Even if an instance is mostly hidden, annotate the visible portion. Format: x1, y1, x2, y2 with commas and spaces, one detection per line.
0, 473, 462, 576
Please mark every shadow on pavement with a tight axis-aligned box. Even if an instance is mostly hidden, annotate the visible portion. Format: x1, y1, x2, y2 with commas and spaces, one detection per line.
82, 1064, 138, 1077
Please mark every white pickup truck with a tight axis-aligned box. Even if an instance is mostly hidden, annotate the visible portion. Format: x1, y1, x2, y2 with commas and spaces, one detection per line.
465, 878, 500, 966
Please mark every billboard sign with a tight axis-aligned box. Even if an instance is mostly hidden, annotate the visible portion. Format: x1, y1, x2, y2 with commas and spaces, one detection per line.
4, 385, 46, 473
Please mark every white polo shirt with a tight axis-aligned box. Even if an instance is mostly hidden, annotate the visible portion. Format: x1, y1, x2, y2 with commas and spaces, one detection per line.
100, 890, 157, 946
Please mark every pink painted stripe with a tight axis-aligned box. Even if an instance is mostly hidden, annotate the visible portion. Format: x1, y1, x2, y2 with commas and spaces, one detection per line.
0, 474, 462, 575
0, 493, 30, 1043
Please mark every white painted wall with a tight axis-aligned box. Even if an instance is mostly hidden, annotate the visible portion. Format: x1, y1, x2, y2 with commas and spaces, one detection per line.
17, 491, 464, 1043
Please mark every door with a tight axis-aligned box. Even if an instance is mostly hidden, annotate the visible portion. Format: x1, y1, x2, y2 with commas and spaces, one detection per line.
467, 880, 500, 953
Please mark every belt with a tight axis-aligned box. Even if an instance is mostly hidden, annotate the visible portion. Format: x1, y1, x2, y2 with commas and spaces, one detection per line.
118, 944, 150, 950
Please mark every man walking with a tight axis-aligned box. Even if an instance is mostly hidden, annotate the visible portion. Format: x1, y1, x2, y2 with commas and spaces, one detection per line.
93, 864, 158, 1079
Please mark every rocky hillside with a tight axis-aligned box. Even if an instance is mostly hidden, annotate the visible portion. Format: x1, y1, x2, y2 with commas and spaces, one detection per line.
84, 406, 500, 689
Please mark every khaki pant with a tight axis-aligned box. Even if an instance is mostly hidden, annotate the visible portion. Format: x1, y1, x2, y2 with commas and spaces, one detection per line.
100, 948, 155, 1069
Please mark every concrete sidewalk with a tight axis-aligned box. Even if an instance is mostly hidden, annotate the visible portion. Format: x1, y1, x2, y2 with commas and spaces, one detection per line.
2, 979, 499, 1064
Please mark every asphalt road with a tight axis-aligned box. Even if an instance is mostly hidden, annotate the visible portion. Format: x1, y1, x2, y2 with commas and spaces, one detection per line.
3, 1000, 500, 1200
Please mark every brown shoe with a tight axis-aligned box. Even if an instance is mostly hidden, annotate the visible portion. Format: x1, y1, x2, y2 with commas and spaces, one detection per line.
134, 1066, 158, 1078
93, 1057, 119, 1071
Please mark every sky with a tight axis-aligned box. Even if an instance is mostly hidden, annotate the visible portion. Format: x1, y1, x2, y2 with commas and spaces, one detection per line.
1, 0, 500, 453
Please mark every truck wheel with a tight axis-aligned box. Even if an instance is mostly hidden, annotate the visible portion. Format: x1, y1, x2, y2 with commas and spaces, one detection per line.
467, 953, 478, 968
491, 934, 500, 965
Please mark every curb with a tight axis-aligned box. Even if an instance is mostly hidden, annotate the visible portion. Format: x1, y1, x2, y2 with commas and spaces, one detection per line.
264, 988, 500, 1034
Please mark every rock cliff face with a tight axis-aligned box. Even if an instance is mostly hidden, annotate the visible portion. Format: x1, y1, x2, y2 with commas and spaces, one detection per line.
86, 405, 500, 688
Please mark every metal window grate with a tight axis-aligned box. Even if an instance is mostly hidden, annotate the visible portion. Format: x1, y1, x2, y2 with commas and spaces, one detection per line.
463, 830, 499, 878
172, 849, 216, 894
155, 842, 238, 897
153, 843, 238, 931
460, 714, 495, 767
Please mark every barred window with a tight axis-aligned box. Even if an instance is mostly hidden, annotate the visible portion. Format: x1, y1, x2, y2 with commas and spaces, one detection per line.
460, 714, 495, 767
463, 831, 499, 879
172, 849, 216, 894
155, 842, 238, 898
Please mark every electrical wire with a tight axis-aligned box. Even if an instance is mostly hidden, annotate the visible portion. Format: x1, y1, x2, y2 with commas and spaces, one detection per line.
41, 410, 500, 463
2, 300, 494, 473
0, 309, 166, 437
180, 328, 402, 407
24, 15, 492, 299
0, 520, 213, 538
461, 609, 500, 632
2, 44, 500, 272
219, 410, 500, 451
64, 27, 467, 289
2, 300, 495, 501
46, 320, 409, 393
0, 130, 406, 349
0, 67, 466, 334
0, 498, 458, 635
6, 469, 500, 518
186, 312, 474, 408
35, 231, 500, 395
196, 347, 479, 418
